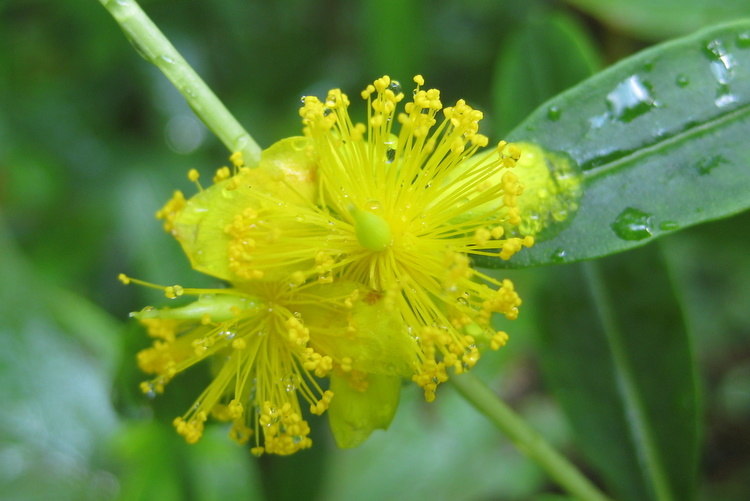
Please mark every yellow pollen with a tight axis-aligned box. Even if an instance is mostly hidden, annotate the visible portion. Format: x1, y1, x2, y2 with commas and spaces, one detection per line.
229, 151, 244, 168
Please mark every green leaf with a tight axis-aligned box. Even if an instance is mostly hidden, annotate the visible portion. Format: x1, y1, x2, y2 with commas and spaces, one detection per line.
563, 0, 750, 41
535, 244, 700, 501
493, 9, 602, 135
496, 20, 750, 268
0, 214, 121, 501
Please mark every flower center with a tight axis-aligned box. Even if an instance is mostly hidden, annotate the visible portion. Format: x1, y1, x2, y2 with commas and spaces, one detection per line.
350, 207, 393, 252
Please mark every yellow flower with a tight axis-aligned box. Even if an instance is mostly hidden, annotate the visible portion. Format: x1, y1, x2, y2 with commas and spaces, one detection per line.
169, 75, 532, 402
297, 75, 533, 401
125, 75, 534, 454
122, 274, 412, 455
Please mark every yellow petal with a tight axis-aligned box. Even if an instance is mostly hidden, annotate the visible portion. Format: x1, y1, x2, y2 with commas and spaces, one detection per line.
327, 372, 402, 449
254, 136, 318, 206
298, 283, 419, 376
172, 137, 318, 282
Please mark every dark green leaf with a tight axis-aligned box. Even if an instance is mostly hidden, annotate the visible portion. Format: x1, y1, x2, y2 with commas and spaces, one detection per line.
535, 244, 700, 501
493, 9, 602, 135
563, 0, 750, 41
0, 215, 121, 501
497, 20, 750, 268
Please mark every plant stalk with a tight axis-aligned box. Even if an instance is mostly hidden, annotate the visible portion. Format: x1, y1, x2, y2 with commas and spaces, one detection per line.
98, 0, 262, 166
451, 373, 611, 501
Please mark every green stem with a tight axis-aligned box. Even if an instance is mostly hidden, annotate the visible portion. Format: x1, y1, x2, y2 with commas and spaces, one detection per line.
450, 373, 611, 501
98, 0, 262, 167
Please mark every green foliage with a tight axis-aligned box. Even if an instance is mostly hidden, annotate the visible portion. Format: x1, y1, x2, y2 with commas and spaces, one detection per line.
1, 1, 749, 500
536, 245, 699, 501
493, 9, 602, 135
563, 0, 750, 40
498, 20, 750, 268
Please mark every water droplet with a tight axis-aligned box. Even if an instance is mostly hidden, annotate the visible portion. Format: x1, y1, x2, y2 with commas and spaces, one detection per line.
282, 375, 297, 392
126, 35, 149, 60
323, 108, 332, 116
696, 155, 727, 175
159, 55, 175, 64
737, 32, 750, 48
703, 40, 737, 107
606, 75, 657, 122
676, 74, 690, 87
659, 221, 680, 231
550, 248, 567, 263
300, 96, 307, 104
457, 297, 469, 307
386, 148, 396, 163
588, 114, 607, 129
388, 80, 402, 95
551, 208, 569, 222
611, 207, 653, 241
704, 40, 734, 83
547, 106, 562, 121
143, 382, 156, 399
364, 199, 382, 212
505, 143, 583, 241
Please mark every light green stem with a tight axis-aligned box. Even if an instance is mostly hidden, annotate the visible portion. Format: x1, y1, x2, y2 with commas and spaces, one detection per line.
451, 373, 611, 501
98, 0, 262, 167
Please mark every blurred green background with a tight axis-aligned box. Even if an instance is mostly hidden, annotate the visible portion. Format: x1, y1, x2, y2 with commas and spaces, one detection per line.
1, 0, 750, 499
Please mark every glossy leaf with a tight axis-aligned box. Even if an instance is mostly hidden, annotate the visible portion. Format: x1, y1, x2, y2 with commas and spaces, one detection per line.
493, 9, 602, 135
535, 244, 700, 501
563, 0, 750, 41
494, 20, 750, 268
0, 216, 121, 501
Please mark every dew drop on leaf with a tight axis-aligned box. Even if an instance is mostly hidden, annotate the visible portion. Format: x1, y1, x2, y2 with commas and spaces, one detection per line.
659, 221, 680, 231
547, 106, 562, 121
605, 75, 657, 122
611, 207, 653, 241
550, 248, 567, 263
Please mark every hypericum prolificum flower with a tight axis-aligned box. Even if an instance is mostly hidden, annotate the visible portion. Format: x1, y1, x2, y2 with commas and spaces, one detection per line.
124, 75, 533, 455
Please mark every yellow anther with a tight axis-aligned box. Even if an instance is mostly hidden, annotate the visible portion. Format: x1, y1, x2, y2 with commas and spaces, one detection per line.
229, 151, 244, 168
474, 227, 491, 246
213, 166, 231, 183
